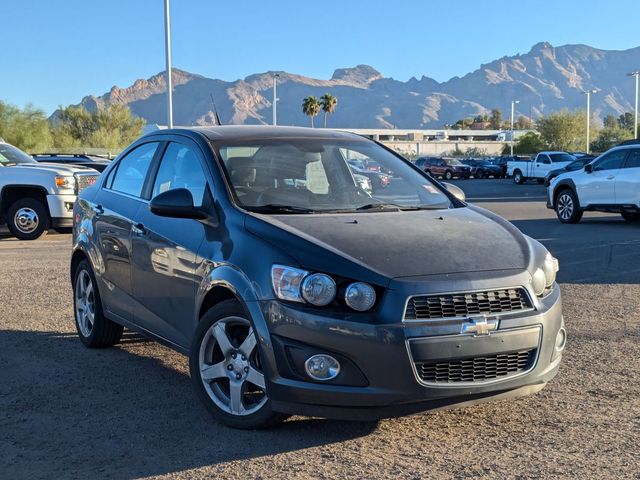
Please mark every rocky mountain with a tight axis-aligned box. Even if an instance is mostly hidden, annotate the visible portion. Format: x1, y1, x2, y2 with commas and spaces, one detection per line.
66, 42, 640, 128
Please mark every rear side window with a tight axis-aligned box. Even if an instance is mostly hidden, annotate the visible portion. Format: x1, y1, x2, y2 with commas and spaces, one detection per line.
593, 150, 627, 171
110, 143, 159, 197
152, 143, 207, 207
624, 149, 640, 169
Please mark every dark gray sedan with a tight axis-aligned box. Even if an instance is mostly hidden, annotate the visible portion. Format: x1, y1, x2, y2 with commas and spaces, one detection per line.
71, 126, 565, 429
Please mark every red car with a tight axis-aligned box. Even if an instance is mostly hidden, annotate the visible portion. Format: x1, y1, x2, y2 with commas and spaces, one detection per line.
415, 157, 471, 180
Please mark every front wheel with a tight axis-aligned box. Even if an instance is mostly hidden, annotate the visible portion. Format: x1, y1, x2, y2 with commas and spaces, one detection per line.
190, 300, 287, 429
621, 211, 640, 222
444, 170, 453, 180
6, 198, 50, 240
555, 189, 583, 224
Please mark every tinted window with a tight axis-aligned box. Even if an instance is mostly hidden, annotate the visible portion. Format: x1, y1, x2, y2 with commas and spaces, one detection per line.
538, 154, 551, 164
0, 143, 37, 165
624, 149, 640, 169
152, 143, 207, 207
110, 142, 158, 197
548, 153, 576, 163
593, 150, 627, 171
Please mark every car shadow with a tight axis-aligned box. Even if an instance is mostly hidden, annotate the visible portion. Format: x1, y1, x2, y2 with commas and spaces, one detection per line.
1, 329, 378, 479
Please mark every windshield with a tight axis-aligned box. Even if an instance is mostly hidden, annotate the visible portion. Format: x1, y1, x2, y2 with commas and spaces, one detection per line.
445, 158, 463, 166
0, 143, 37, 166
215, 138, 454, 213
567, 159, 586, 170
549, 153, 576, 163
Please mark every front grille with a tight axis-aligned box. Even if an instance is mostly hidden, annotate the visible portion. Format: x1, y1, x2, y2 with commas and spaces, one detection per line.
404, 288, 532, 321
76, 174, 99, 193
416, 349, 535, 384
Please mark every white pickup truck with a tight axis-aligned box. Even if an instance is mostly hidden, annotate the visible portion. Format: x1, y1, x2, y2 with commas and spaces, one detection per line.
0, 141, 100, 240
507, 151, 576, 184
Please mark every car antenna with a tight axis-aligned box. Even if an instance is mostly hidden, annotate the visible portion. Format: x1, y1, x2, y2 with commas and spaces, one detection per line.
209, 93, 222, 126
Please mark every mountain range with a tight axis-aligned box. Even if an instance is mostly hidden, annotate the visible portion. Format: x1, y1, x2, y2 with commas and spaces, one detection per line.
68, 42, 640, 129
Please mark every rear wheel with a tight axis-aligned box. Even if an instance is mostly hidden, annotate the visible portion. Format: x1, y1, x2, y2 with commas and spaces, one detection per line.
513, 170, 524, 185
7, 198, 50, 240
73, 259, 123, 347
555, 189, 583, 224
621, 211, 640, 222
190, 300, 287, 429
444, 170, 453, 180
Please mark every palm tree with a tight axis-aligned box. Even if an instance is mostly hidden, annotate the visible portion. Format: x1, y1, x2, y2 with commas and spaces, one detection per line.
302, 96, 320, 127
320, 93, 338, 128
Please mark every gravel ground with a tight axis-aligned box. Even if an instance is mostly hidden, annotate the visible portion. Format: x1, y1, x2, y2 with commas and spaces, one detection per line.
1, 186, 639, 479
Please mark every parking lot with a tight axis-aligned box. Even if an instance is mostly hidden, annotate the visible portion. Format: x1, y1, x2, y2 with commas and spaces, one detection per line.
1, 179, 639, 479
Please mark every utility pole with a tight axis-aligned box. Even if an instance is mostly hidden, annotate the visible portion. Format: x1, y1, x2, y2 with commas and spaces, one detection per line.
272, 73, 280, 126
163, 0, 173, 128
628, 72, 640, 139
510, 100, 519, 156
582, 89, 597, 153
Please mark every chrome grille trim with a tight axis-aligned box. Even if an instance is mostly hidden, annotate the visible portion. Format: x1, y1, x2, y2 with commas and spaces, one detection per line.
75, 173, 99, 194
403, 287, 533, 322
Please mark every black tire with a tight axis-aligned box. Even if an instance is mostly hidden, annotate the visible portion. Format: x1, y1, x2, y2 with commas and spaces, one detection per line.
6, 198, 50, 240
537, 178, 545, 185
444, 170, 453, 180
555, 189, 583, 224
190, 300, 288, 429
72, 259, 123, 348
621, 211, 640, 222
513, 170, 524, 185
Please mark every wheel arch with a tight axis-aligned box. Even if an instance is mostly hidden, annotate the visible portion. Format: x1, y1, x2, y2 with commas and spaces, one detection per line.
552, 179, 578, 209
0, 185, 49, 217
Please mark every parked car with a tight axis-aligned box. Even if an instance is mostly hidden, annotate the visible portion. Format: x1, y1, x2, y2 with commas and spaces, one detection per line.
415, 157, 471, 179
543, 156, 595, 186
33, 153, 111, 172
71, 126, 564, 429
0, 140, 100, 239
489, 157, 511, 178
508, 152, 576, 184
547, 144, 640, 223
461, 159, 503, 178
348, 161, 390, 188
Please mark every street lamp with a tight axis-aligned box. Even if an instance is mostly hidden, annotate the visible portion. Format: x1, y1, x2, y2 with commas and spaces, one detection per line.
628, 72, 640, 139
272, 73, 280, 126
163, 0, 173, 128
582, 89, 597, 153
510, 100, 519, 156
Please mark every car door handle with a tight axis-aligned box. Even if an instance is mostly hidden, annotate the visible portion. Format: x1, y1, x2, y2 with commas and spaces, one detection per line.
131, 223, 146, 236
606, 175, 615, 180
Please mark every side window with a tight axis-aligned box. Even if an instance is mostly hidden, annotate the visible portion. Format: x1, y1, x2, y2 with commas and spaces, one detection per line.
110, 143, 159, 197
152, 142, 207, 207
593, 150, 627, 171
623, 149, 640, 169
538, 154, 551, 165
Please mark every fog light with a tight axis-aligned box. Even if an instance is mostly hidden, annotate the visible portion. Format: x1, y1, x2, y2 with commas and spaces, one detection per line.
555, 327, 567, 351
304, 354, 340, 381
344, 282, 376, 311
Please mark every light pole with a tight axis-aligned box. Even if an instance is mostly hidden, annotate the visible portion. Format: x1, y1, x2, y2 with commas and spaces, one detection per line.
272, 73, 280, 126
628, 72, 640, 139
582, 89, 597, 153
163, 0, 173, 128
510, 100, 519, 156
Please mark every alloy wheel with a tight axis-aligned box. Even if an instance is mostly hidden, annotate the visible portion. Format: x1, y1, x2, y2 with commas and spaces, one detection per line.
75, 270, 96, 337
14, 207, 39, 234
557, 193, 574, 220
198, 317, 267, 416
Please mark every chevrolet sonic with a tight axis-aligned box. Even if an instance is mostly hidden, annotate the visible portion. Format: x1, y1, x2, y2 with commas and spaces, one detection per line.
71, 126, 565, 429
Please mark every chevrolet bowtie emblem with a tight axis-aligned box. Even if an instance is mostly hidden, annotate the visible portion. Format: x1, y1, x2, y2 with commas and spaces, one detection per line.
460, 316, 498, 336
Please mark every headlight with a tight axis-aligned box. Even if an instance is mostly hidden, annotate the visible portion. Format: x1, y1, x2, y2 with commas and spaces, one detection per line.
55, 175, 75, 190
271, 265, 307, 302
531, 268, 546, 296
543, 253, 559, 288
301, 273, 336, 306
344, 282, 376, 311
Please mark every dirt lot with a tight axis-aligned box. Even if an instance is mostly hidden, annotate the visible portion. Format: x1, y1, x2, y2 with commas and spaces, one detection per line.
1, 181, 639, 479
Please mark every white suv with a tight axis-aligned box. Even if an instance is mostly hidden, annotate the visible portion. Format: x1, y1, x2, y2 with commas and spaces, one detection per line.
547, 144, 640, 223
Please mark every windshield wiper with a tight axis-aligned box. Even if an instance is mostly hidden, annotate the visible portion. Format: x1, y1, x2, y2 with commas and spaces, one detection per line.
355, 203, 402, 211
246, 204, 316, 214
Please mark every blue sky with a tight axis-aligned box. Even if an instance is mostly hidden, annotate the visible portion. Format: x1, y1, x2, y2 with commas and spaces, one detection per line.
2, 0, 639, 114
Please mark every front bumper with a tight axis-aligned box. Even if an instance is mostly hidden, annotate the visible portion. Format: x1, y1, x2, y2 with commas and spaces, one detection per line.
257, 277, 564, 420
47, 193, 76, 220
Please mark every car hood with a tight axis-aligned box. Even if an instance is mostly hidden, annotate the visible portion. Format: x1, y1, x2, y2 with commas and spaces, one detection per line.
245, 206, 532, 281
15, 163, 99, 175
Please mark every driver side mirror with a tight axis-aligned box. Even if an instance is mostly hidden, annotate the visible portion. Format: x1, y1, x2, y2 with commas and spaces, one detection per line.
149, 188, 208, 220
442, 182, 466, 202
584, 163, 593, 174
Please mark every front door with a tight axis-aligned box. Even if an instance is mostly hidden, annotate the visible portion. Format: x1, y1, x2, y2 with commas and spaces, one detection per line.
93, 141, 160, 322
130, 140, 210, 348
577, 149, 628, 206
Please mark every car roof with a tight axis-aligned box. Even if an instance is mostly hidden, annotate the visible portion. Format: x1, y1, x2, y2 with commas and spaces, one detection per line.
143, 125, 366, 143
